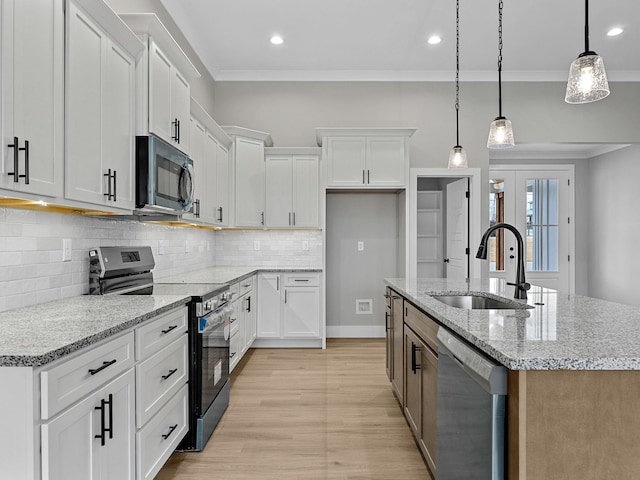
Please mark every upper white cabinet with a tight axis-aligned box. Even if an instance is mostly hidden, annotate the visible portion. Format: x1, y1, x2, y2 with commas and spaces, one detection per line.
0, 0, 64, 198
65, 0, 144, 211
189, 99, 232, 226
264, 147, 320, 228
223, 126, 273, 228
316, 128, 416, 188
119, 13, 200, 155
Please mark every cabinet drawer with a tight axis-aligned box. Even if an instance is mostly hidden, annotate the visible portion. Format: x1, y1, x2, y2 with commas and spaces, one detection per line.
283, 273, 319, 287
135, 306, 188, 361
41, 332, 134, 419
404, 302, 439, 352
228, 282, 240, 298
229, 305, 240, 336
135, 335, 188, 428
136, 384, 188, 480
238, 276, 254, 296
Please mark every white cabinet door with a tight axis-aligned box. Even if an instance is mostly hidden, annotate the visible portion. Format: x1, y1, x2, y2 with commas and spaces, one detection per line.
1, 0, 63, 197
215, 141, 230, 225
42, 369, 135, 480
265, 156, 292, 227
283, 287, 320, 338
245, 291, 256, 347
170, 69, 190, 154
257, 274, 281, 338
292, 156, 319, 227
326, 137, 366, 187
148, 40, 172, 144
234, 137, 265, 227
65, 3, 135, 209
183, 118, 205, 221
366, 136, 405, 187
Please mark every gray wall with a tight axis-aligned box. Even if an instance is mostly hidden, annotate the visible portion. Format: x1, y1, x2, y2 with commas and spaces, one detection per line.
106, 0, 216, 114
588, 144, 640, 306
326, 193, 399, 335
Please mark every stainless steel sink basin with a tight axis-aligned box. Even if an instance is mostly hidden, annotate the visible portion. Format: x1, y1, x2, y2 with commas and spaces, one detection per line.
431, 294, 533, 310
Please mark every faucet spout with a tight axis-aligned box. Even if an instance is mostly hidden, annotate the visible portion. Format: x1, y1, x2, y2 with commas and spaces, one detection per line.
477, 222, 531, 300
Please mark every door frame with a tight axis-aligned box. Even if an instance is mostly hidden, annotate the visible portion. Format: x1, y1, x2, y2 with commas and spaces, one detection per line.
490, 164, 576, 294
408, 168, 482, 279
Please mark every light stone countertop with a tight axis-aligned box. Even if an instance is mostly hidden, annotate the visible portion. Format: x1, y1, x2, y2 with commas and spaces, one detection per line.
0, 295, 189, 367
385, 277, 640, 371
155, 265, 323, 285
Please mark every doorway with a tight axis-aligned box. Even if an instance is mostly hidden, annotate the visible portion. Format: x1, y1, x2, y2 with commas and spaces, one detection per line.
408, 168, 482, 280
489, 165, 575, 293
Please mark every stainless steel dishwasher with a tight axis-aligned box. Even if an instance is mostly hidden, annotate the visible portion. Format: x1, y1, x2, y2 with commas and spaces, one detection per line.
436, 329, 507, 480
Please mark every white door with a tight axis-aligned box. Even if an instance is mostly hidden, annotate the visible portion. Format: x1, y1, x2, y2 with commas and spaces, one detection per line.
215, 142, 230, 225
183, 118, 205, 221
148, 40, 172, 144
234, 137, 265, 227
170, 68, 190, 154
292, 155, 319, 227
265, 156, 293, 227
257, 274, 281, 338
326, 137, 366, 187
283, 287, 320, 338
489, 166, 574, 293
201, 132, 218, 224
445, 178, 469, 280
366, 136, 405, 187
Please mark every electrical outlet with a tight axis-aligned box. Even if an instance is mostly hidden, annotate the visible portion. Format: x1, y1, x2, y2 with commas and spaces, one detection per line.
62, 239, 72, 262
302, 240, 309, 251
357, 241, 364, 251
254, 240, 261, 251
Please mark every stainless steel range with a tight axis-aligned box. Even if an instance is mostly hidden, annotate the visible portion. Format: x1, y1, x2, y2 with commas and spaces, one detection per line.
89, 246, 232, 451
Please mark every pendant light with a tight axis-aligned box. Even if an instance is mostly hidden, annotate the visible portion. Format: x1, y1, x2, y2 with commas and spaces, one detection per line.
565, 0, 610, 104
448, 0, 468, 168
487, 0, 515, 149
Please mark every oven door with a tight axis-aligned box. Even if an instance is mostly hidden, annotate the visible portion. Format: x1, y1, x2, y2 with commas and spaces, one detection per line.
199, 309, 230, 412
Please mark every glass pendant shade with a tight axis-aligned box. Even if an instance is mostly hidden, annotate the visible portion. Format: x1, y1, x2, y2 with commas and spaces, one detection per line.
487, 116, 515, 149
565, 53, 610, 104
448, 145, 468, 168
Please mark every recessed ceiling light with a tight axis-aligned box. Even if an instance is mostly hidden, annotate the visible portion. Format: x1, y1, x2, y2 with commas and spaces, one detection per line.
427, 35, 442, 45
270, 35, 284, 45
606, 27, 623, 37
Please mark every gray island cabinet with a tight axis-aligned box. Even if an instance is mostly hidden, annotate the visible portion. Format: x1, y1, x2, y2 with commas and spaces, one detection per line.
385, 277, 640, 480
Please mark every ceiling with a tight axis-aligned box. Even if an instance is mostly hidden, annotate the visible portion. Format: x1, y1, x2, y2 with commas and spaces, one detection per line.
160, 0, 640, 82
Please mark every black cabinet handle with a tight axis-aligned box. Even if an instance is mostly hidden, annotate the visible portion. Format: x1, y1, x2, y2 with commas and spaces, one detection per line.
367, 169, 370, 184
289, 212, 292, 226
161, 368, 178, 381
192, 199, 200, 218
172, 118, 179, 142
261, 211, 264, 225
246, 296, 251, 313
162, 424, 178, 440
112, 169, 117, 201
161, 325, 178, 335
230, 351, 236, 358
19, 140, 29, 184
293, 212, 296, 226
217, 206, 223, 222
94, 393, 113, 446
362, 169, 365, 184
103, 169, 116, 201
177, 119, 180, 144
385, 311, 389, 331
7, 137, 19, 182
411, 342, 420, 374
88, 359, 116, 376
294, 279, 309, 282
230, 317, 237, 323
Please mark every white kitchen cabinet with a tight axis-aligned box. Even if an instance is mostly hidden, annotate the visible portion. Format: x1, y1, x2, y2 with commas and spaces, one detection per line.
229, 276, 256, 372
189, 100, 232, 226
0, 0, 64, 198
65, 0, 143, 211
42, 369, 135, 480
223, 126, 273, 228
257, 273, 322, 344
264, 148, 320, 228
316, 128, 416, 189
119, 13, 200, 155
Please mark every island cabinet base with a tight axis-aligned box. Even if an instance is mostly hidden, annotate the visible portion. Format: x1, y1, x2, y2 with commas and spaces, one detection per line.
508, 370, 640, 480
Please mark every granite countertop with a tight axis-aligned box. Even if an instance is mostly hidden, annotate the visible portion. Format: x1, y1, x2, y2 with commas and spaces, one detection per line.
0, 295, 189, 367
155, 265, 323, 285
385, 277, 640, 371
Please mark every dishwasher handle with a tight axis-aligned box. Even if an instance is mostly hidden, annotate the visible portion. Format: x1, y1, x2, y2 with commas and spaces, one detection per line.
437, 328, 507, 395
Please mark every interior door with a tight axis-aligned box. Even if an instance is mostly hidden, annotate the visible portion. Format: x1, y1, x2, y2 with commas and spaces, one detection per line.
445, 178, 469, 279
489, 167, 573, 293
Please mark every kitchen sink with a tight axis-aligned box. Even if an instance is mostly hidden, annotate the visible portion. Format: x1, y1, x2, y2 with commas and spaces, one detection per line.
431, 294, 533, 310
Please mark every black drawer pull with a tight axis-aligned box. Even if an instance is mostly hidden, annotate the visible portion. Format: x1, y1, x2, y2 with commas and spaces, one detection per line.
7, 137, 19, 182
230, 351, 236, 358
230, 317, 237, 323
94, 393, 113, 446
19, 140, 29, 184
88, 359, 116, 376
161, 368, 178, 381
161, 325, 178, 335
294, 279, 309, 282
162, 424, 178, 440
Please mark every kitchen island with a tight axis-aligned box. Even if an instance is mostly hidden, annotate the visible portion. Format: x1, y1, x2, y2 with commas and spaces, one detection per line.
385, 278, 640, 480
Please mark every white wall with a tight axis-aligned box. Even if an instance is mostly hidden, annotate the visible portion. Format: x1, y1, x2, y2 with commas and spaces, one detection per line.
588, 144, 640, 306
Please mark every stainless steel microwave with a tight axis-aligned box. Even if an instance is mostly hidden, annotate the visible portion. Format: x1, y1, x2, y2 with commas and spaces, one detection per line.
136, 135, 194, 214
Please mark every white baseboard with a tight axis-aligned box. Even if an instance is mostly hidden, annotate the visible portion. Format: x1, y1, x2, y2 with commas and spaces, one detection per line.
326, 325, 386, 338
252, 338, 322, 348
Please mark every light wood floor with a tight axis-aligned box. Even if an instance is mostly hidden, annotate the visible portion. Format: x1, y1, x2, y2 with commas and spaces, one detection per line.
155, 338, 430, 479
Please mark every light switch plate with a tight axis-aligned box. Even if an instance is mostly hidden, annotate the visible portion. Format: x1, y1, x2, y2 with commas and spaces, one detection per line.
302, 240, 309, 251
62, 239, 72, 262
357, 241, 364, 251
254, 240, 261, 251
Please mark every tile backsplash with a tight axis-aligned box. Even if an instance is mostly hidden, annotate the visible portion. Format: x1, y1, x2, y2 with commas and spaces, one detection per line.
0, 207, 323, 313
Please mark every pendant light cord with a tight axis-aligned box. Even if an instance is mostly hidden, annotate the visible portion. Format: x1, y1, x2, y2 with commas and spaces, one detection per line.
584, 0, 590, 52
497, 0, 504, 118
455, 0, 460, 146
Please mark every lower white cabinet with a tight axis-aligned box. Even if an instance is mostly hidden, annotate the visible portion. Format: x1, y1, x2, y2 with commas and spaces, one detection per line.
42, 369, 135, 480
229, 275, 256, 372
257, 273, 321, 341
